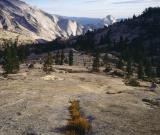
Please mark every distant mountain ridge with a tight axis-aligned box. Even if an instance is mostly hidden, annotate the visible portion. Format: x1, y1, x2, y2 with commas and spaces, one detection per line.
61, 15, 116, 29
0, 0, 116, 44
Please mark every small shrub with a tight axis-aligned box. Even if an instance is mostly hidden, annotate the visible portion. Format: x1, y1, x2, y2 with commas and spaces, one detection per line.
67, 117, 90, 135
69, 50, 74, 66
28, 63, 34, 69
66, 100, 90, 135
92, 52, 100, 72
43, 53, 53, 74
104, 65, 112, 73
69, 101, 80, 120
126, 78, 140, 87
23, 128, 37, 135
112, 69, 125, 77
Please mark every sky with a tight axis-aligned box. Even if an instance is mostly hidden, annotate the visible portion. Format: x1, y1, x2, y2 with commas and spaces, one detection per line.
24, 0, 160, 18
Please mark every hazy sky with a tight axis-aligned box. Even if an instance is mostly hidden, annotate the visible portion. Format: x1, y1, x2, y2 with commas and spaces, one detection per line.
24, 0, 160, 18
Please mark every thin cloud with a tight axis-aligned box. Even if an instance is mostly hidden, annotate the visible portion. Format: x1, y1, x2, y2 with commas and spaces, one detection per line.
113, 0, 144, 4
85, 0, 97, 3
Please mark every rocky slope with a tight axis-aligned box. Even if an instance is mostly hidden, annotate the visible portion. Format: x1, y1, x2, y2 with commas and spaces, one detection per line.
0, 0, 87, 42
0, 0, 116, 43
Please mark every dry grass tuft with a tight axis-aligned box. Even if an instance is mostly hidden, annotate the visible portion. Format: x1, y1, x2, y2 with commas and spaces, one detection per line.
66, 100, 90, 135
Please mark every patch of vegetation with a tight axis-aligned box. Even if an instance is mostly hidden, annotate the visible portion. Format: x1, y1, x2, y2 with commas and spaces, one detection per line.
43, 52, 53, 74
23, 128, 37, 135
28, 63, 34, 69
66, 100, 90, 135
125, 78, 140, 87
68, 50, 73, 66
104, 65, 112, 73
92, 52, 100, 72
112, 69, 125, 77
55, 51, 61, 65
142, 98, 160, 107
2, 40, 19, 74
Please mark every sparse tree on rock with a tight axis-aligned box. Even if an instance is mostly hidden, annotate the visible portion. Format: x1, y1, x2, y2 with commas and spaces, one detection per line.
138, 61, 145, 79
126, 58, 132, 77
18, 45, 28, 63
55, 51, 60, 65
2, 41, 19, 74
157, 64, 160, 77
144, 59, 152, 78
103, 53, 109, 66
92, 52, 100, 72
117, 57, 124, 70
68, 50, 73, 66
43, 53, 53, 74
103, 53, 111, 72
64, 58, 68, 64
60, 50, 65, 65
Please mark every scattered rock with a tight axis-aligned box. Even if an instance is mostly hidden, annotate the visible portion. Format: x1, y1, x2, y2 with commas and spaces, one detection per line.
28, 64, 34, 69
142, 98, 160, 107
58, 70, 67, 74
0, 76, 7, 80
125, 78, 140, 87
106, 91, 123, 94
23, 128, 37, 135
104, 65, 112, 73
52, 69, 67, 74
112, 69, 125, 77
17, 112, 22, 116
42, 75, 64, 81
7, 72, 27, 80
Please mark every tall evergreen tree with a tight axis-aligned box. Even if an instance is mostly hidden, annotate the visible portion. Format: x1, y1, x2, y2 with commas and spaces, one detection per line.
106, 30, 112, 50
117, 57, 124, 70
60, 50, 65, 65
2, 41, 19, 74
138, 61, 145, 79
68, 50, 73, 66
118, 36, 124, 52
103, 53, 109, 66
92, 52, 100, 72
18, 46, 28, 63
43, 53, 53, 74
157, 64, 160, 77
144, 59, 152, 78
126, 58, 132, 77
55, 51, 60, 65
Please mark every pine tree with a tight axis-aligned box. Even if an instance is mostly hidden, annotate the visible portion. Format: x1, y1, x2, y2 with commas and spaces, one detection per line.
138, 61, 144, 79
117, 57, 124, 70
157, 64, 160, 77
18, 46, 28, 63
43, 53, 53, 74
11, 41, 19, 72
106, 30, 112, 49
64, 58, 68, 64
3, 44, 13, 74
60, 50, 65, 65
118, 36, 124, 52
55, 51, 60, 65
126, 59, 132, 77
144, 59, 152, 78
92, 52, 100, 72
103, 53, 109, 66
3, 41, 19, 74
68, 50, 73, 66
